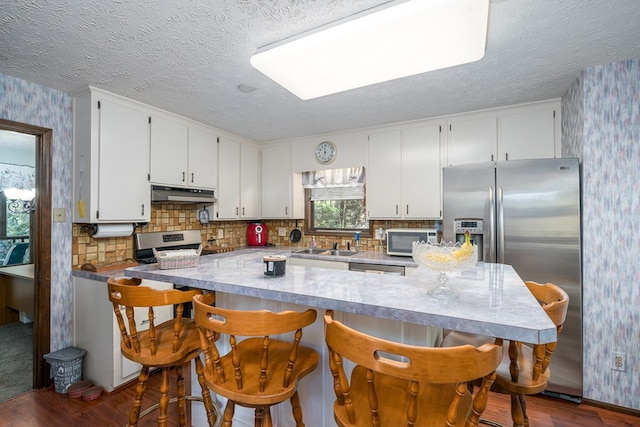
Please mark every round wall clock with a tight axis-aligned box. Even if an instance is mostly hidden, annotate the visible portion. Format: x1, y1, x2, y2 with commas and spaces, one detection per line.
315, 141, 337, 164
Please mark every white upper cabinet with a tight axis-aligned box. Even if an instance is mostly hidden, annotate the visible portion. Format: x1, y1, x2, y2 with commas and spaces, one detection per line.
367, 130, 403, 218
216, 137, 241, 219
240, 143, 260, 219
445, 100, 560, 166
149, 116, 216, 189
216, 138, 260, 220
367, 124, 442, 219
261, 144, 304, 219
446, 116, 498, 166
402, 124, 442, 219
188, 127, 217, 189
498, 103, 559, 161
73, 88, 150, 223
149, 115, 188, 186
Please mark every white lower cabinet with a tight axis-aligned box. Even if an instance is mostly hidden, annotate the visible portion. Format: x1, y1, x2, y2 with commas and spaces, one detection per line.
73, 277, 173, 391
210, 292, 441, 426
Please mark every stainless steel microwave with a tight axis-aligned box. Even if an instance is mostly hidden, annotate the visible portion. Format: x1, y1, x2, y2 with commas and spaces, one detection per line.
385, 228, 438, 256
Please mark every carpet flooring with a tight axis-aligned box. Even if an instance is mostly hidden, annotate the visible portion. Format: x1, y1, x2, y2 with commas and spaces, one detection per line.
0, 321, 33, 403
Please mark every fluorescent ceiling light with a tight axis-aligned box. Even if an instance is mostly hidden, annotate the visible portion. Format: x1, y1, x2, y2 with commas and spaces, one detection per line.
250, 0, 490, 100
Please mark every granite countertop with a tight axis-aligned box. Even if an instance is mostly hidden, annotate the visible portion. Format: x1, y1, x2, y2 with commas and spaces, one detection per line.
74, 247, 559, 344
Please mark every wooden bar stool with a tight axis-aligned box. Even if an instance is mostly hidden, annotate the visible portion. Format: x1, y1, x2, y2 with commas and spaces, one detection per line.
107, 277, 219, 427
192, 294, 319, 427
324, 310, 502, 426
442, 281, 569, 427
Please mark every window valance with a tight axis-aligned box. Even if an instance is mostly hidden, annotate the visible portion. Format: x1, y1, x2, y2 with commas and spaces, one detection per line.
302, 167, 365, 200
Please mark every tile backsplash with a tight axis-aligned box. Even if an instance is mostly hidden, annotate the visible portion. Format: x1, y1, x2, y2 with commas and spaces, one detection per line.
72, 202, 437, 268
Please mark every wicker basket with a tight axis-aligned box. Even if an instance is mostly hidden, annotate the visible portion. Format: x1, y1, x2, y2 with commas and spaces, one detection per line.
153, 245, 202, 269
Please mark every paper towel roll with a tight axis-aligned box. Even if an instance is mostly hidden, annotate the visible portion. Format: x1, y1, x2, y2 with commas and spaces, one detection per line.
91, 223, 134, 238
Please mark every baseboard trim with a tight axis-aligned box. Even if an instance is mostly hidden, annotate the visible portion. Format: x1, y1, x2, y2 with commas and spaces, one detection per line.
581, 398, 640, 417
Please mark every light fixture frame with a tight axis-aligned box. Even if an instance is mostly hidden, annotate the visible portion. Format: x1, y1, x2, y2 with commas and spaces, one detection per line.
250, 0, 490, 100
3, 188, 36, 214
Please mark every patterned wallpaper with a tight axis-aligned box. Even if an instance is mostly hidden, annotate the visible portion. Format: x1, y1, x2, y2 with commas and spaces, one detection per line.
0, 73, 73, 351
561, 58, 640, 410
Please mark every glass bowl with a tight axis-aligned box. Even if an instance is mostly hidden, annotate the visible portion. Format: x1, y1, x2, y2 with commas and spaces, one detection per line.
412, 240, 478, 299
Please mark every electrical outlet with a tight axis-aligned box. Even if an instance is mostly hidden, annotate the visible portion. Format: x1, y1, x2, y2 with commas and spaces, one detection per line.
53, 207, 66, 223
612, 351, 626, 371
278, 227, 287, 237
217, 229, 224, 239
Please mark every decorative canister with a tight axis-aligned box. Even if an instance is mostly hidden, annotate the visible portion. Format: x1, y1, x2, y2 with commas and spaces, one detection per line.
263, 255, 286, 277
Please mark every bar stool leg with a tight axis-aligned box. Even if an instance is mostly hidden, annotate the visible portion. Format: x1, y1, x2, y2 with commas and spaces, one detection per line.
158, 368, 170, 427
129, 366, 150, 427
509, 392, 525, 427
290, 391, 305, 426
254, 406, 272, 427
176, 363, 186, 426
222, 401, 235, 427
194, 356, 218, 426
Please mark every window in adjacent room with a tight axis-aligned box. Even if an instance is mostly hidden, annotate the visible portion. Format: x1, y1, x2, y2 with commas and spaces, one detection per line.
0, 130, 35, 265
303, 167, 372, 236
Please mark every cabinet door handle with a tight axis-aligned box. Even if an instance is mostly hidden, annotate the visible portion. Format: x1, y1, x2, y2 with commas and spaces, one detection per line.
395, 205, 398, 215
235, 207, 239, 215
191, 172, 194, 183
406, 205, 409, 215
141, 204, 145, 215
491, 154, 494, 162
182, 171, 186, 182
242, 207, 245, 216
505, 153, 509, 161
285, 206, 288, 215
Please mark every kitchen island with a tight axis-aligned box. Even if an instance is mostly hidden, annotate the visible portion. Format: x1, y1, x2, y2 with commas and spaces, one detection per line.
74, 248, 556, 426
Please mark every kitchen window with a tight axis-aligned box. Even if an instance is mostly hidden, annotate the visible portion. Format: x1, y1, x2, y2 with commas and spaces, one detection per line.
303, 167, 372, 237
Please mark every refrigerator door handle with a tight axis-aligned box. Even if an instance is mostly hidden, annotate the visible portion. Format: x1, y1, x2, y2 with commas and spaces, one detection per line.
489, 186, 496, 262
497, 186, 504, 263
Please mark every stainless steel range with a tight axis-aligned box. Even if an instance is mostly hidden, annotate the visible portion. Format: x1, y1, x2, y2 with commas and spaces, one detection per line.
134, 229, 207, 317
134, 230, 203, 264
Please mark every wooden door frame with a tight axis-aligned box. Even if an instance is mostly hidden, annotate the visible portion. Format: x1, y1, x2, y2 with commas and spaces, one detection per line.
0, 118, 52, 388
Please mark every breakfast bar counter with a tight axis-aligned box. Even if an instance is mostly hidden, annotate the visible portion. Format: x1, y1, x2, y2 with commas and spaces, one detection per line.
73, 248, 556, 425
117, 247, 556, 344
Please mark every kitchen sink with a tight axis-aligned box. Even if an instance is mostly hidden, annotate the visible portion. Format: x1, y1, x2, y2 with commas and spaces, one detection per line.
292, 248, 358, 257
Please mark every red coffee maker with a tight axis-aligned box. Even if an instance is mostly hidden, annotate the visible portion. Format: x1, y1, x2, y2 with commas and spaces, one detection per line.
247, 221, 268, 246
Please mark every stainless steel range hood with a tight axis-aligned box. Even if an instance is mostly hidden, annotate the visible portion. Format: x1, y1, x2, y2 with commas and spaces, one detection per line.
151, 185, 217, 204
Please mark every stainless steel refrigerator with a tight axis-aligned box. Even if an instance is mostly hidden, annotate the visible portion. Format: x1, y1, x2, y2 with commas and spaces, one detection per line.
442, 158, 582, 399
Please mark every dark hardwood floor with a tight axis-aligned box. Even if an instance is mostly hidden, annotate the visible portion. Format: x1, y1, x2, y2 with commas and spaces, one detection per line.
0, 366, 638, 426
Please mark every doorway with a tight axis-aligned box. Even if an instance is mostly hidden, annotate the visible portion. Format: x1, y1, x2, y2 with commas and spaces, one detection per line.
0, 118, 52, 394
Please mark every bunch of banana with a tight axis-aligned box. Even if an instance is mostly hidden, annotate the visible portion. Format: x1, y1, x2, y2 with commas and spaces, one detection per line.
423, 252, 455, 263
452, 230, 473, 260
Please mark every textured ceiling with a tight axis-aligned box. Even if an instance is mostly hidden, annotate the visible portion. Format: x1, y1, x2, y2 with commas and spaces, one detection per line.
1, 0, 640, 143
